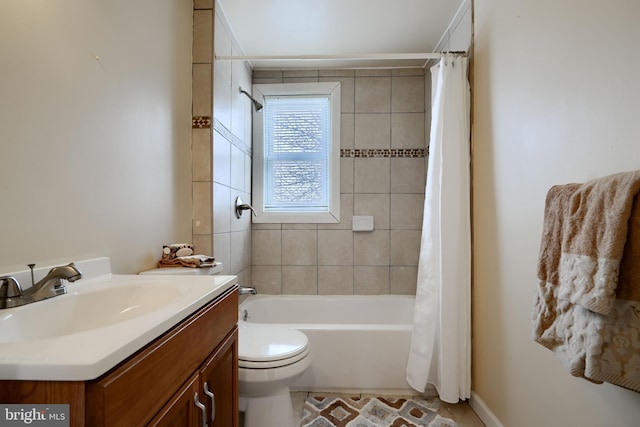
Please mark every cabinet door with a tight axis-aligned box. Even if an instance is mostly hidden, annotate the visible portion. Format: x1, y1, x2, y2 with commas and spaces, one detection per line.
148, 374, 200, 427
199, 328, 238, 427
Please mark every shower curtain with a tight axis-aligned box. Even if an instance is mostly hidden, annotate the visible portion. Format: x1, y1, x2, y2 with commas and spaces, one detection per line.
406, 55, 471, 404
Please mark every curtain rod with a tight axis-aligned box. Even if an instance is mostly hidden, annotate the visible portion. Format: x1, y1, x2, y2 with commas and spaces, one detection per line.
215, 52, 466, 62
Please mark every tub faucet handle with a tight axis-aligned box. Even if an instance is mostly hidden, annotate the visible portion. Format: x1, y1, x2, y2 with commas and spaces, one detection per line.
235, 196, 256, 218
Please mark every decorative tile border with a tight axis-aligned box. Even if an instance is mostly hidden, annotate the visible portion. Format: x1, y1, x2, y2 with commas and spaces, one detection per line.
213, 118, 252, 157
192, 116, 211, 128
340, 148, 427, 158
197, 125, 426, 159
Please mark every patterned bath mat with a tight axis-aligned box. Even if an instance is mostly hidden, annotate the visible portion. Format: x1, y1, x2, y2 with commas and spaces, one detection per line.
300, 395, 459, 427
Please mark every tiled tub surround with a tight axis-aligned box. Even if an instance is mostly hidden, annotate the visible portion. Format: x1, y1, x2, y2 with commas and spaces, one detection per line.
252, 68, 429, 295
192, 1, 253, 285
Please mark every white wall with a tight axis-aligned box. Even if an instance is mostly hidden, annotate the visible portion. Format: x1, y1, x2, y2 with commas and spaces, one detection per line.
0, 1, 193, 274
473, 0, 640, 426
434, 0, 472, 53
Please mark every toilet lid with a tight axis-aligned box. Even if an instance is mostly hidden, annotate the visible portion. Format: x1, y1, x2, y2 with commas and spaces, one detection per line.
238, 346, 310, 369
238, 325, 309, 363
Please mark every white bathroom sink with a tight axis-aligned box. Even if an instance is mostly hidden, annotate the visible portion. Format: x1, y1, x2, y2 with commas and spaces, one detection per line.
0, 283, 184, 343
0, 258, 237, 381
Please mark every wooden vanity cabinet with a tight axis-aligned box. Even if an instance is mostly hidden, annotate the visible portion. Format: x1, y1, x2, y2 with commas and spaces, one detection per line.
147, 373, 201, 426
148, 329, 238, 427
199, 328, 238, 427
87, 286, 239, 427
0, 285, 238, 427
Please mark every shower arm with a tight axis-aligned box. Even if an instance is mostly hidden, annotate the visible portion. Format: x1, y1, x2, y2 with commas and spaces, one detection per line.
239, 87, 263, 111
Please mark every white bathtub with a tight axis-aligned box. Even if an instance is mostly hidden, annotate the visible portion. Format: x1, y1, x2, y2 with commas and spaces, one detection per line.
239, 295, 415, 393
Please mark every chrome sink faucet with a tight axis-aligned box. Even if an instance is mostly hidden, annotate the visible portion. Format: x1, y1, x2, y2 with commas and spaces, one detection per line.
0, 262, 82, 309
29, 263, 82, 300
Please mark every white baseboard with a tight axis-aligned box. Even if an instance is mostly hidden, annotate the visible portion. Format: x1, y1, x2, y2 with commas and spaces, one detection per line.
470, 391, 504, 427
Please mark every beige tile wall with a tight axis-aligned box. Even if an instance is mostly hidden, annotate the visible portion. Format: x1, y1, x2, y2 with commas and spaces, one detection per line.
192, 3, 213, 258
251, 68, 428, 295
192, 2, 253, 285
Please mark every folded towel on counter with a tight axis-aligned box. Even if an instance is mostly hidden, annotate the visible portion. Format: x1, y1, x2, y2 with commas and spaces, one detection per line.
158, 254, 215, 268
533, 170, 640, 392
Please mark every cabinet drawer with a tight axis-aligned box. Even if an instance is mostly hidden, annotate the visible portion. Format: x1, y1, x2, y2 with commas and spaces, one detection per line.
86, 287, 238, 427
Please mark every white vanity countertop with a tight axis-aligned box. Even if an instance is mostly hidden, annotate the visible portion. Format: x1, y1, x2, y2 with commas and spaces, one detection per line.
0, 258, 237, 381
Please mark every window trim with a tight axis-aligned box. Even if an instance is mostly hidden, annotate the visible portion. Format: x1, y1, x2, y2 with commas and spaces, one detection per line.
252, 82, 341, 223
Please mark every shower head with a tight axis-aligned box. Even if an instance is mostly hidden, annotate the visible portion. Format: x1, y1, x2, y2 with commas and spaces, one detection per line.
239, 88, 263, 112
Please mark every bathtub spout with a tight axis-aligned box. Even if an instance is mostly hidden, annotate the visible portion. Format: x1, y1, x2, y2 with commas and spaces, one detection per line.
238, 286, 257, 296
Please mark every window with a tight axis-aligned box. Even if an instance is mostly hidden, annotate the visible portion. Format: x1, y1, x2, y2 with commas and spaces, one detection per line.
252, 82, 341, 223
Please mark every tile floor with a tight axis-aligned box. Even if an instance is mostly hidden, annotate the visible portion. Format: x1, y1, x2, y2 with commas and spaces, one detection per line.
291, 391, 486, 427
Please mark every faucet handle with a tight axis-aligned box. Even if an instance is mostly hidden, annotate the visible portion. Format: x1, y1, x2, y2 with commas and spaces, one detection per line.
0, 276, 23, 298
235, 196, 257, 218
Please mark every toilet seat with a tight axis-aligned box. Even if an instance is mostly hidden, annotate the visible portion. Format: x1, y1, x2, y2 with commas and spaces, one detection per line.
238, 325, 309, 369
239, 346, 310, 369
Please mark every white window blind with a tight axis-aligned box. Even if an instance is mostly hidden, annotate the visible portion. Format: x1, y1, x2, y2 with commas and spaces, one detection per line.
263, 96, 330, 212
252, 82, 341, 223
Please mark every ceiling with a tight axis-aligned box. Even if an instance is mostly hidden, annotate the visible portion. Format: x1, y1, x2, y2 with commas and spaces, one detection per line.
216, 0, 467, 69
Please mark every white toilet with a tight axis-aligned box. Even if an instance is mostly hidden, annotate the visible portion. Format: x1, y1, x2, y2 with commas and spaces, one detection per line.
238, 323, 311, 427
139, 264, 311, 427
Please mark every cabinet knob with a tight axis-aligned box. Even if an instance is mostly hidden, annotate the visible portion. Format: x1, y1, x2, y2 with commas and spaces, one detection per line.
194, 392, 208, 427
204, 382, 216, 424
